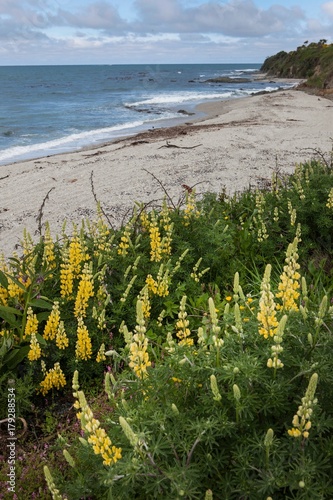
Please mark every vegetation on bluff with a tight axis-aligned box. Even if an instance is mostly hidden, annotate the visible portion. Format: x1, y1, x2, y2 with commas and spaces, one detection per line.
261, 40, 333, 89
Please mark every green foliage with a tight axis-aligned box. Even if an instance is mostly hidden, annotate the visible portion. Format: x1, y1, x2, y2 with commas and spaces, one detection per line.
1, 158, 333, 498
50, 271, 333, 499
261, 41, 333, 88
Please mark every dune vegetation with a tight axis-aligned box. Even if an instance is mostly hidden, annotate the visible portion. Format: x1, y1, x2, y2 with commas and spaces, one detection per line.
1, 153, 333, 499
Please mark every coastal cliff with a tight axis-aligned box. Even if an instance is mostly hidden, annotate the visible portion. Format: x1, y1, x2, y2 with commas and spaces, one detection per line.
261, 40, 333, 90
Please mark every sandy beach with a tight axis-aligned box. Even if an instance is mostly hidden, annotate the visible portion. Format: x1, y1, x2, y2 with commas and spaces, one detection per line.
0, 88, 332, 257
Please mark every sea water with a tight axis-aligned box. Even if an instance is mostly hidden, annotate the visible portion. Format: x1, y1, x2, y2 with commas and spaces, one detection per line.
0, 63, 295, 165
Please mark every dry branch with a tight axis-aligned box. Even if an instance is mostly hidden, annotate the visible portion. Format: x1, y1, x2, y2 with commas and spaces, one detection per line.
35, 187, 55, 235
158, 140, 202, 150
90, 170, 115, 229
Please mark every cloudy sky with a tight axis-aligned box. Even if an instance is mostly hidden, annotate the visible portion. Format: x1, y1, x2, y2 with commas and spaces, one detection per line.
0, 0, 332, 65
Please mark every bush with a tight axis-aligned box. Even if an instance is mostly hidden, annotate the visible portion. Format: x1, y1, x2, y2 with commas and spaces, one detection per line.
47, 251, 333, 498
1, 158, 333, 498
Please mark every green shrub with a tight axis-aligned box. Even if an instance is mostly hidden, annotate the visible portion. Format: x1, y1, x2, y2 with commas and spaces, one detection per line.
47, 251, 333, 499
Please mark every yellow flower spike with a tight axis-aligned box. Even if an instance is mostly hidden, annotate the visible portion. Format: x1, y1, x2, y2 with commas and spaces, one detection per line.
24, 307, 39, 339
128, 300, 151, 379
148, 212, 163, 262
326, 187, 333, 208
208, 297, 219, 329
28, 333, 42, 361
176, 296, 193, 346
183, 189, 201, 226
39, 362, 66, 395
68, 230, 86, 276
60, 247, 74, 299
74, 263, 94, 318
138, 285, 151, 319
234, 303, 243, 335
96, 343, 106, 363
117, 223, 132, 256
42, 222, 56, 273
288, 373, 318, 439
257, 264, 279, 339
44, 466, 62, 500
75, 317, 92, 361
73, 384, 122, 466
120, 275, 137, 303
43, 301, 60, 340
72, 369, 80, 392
276, 238, 301, 312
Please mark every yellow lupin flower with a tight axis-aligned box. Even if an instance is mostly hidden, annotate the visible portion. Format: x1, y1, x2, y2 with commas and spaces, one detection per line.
190, 257, 210, 283
160, 200, 173, 256
75, 317, 92, 360
145, 266, 170, 297
21, 228, 34, 256
149, 215, 162, 262
74, 263, 94, 318
288, 373, 318, 439
267, 315, 288, 370
128, 300, 151, 379
176, 296, 193, 346
42, 222, 56, 273
73, 373, 122, 466
326, 187, 333, 208
39, 362, 66, 395
43, 301, 60, 340
138, 285, 151, 319
0, 285, 8, 306
8, 274, 31, 300
183, 189, 200, 226
276, 237, 301, 312
44, 466, 62, 500
257, 264, 279, 339
68, 232, 86, 276
60, 248, 74, 298
24, 307, 38, 340
28, 333, 42, 361
96, 343, 106, 363
117, 223, 132, 256
56, 321, 69, 349
92, 206, 112, 255
140, 210, 150, 231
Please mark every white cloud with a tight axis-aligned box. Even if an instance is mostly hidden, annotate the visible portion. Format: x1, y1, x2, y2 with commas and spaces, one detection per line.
0, 0, 331, 64
131, 0, 305, 37
322, 1, 333, 19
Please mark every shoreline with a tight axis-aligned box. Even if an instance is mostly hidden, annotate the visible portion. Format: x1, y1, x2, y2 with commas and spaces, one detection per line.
0, 88, 332, 257
0, 75, 300, 169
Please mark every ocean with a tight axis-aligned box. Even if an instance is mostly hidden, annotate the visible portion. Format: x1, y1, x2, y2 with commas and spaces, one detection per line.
0, 64, 295, 166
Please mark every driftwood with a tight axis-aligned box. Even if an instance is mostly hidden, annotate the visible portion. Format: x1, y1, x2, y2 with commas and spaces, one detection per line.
142, 168, 177, 210
0, 174, 9, 181
158, 140, 202, 150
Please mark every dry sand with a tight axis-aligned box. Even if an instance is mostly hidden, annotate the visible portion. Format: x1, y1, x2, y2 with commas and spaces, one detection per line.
0, 88, 332, 257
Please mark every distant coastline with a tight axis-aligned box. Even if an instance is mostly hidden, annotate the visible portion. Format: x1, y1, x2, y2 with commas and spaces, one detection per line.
0, 64, 298, 167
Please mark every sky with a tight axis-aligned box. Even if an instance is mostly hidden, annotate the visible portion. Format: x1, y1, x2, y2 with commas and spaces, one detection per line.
0, 0, 332, 65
